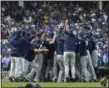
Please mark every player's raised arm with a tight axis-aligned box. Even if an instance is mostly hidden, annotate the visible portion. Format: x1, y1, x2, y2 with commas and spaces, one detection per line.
34, 48, 49, 53
65, 19, 70, 32
49, 34, 57, 44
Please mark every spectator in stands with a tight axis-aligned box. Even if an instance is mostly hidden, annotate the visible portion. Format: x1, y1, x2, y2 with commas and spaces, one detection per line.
1, 54, 10, 71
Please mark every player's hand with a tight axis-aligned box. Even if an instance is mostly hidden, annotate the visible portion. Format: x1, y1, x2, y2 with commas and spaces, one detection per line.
41, 46, 47, 49
43, 49, 49, 52
34, 49, 43, 53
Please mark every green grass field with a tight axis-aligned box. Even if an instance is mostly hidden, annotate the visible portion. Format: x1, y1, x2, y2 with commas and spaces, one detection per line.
1, 80, 108, 88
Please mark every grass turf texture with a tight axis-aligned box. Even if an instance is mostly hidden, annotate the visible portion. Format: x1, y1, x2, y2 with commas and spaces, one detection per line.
1, 80, 108, 87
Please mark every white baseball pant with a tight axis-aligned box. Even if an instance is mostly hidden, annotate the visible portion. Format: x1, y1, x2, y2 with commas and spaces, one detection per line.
52, 52, 58, 79
9, 56, 23, 78
15, 57, 23, 78
9, 56, 16, 77
57, 55, 64, 82
21, 57, 39, 78
91, 50, 98, 68
26, 53, 43, 82
64, 52, 75, 79
80, 56, 90, 81
87, 50, 97, 80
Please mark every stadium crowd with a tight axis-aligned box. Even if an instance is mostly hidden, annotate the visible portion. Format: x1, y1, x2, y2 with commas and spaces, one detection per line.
1, 1, 109, 82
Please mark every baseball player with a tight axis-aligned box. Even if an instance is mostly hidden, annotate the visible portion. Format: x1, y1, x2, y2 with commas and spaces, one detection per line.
23, 37, 48, 80
62, 20, 79, 82
25, 33, 47, 82
55, 34, 64, 82
87, 33, 97, 81
88, 33, 98, 68
10, 30, 48, 82
78, 33, 90, 82
52, 22, 64, 82
9, 30, 24, 82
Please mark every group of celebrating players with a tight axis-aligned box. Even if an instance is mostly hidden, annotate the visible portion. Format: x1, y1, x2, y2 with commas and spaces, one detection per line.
9, 20, 108, 85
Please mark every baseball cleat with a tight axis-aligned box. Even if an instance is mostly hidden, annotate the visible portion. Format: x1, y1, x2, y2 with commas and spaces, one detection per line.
9, 77, 14, 82
33, 79, 39, 82
65, 77, 70, 82
52, 77, 57, 82
14, 78, 20, 82
25, 76, 32, 83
